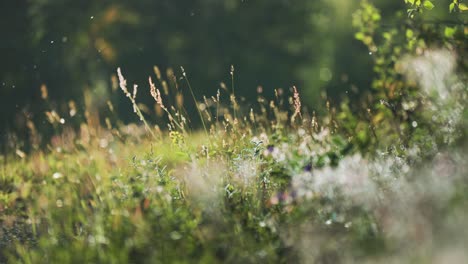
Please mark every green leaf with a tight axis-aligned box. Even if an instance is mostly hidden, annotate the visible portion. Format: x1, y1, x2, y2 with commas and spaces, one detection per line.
383, 32, 392, 40
460, 3, 468, 11
449, 3, 455, 12
406, 29, 414, 38
444, 26, 456, 38
408, 0, 415, 5
423, 0, 435, 10
355, 32, 365, 40
371, 13, 381, 21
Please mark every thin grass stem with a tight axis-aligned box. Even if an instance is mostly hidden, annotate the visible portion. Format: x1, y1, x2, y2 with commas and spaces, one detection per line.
181, 67, 208, 135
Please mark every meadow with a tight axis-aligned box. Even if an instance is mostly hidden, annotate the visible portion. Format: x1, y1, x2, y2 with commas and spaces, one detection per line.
1, 49, 467, 263
1, 1, 468, 262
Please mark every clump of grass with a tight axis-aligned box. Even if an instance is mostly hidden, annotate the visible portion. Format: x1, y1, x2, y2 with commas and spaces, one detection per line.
117, 68, 157, 139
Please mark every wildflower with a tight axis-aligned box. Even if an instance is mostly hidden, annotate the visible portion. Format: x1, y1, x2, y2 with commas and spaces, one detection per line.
267, 145, 275, 153
269, 195, 279, 205
52, 172, 63, 179
269, 191, 297, 206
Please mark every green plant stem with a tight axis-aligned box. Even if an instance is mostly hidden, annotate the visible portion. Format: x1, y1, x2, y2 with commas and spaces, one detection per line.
183, 75, 208, 136
132, 98, 157, 140
231, 69, 237, 120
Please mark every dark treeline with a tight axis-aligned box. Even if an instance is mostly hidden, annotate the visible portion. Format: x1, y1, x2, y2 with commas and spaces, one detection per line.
0, 0, 404, 148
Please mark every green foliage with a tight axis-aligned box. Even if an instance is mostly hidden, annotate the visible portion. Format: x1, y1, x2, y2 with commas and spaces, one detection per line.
2, 116, 467, 262
347, 0, 467, 153
1, 0, 467, 262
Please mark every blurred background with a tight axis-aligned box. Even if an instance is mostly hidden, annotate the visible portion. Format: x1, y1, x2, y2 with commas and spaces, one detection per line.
1, 0, 406, 143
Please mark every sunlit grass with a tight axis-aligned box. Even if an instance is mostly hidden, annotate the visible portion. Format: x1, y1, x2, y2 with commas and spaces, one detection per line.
1, 49, 467, 263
